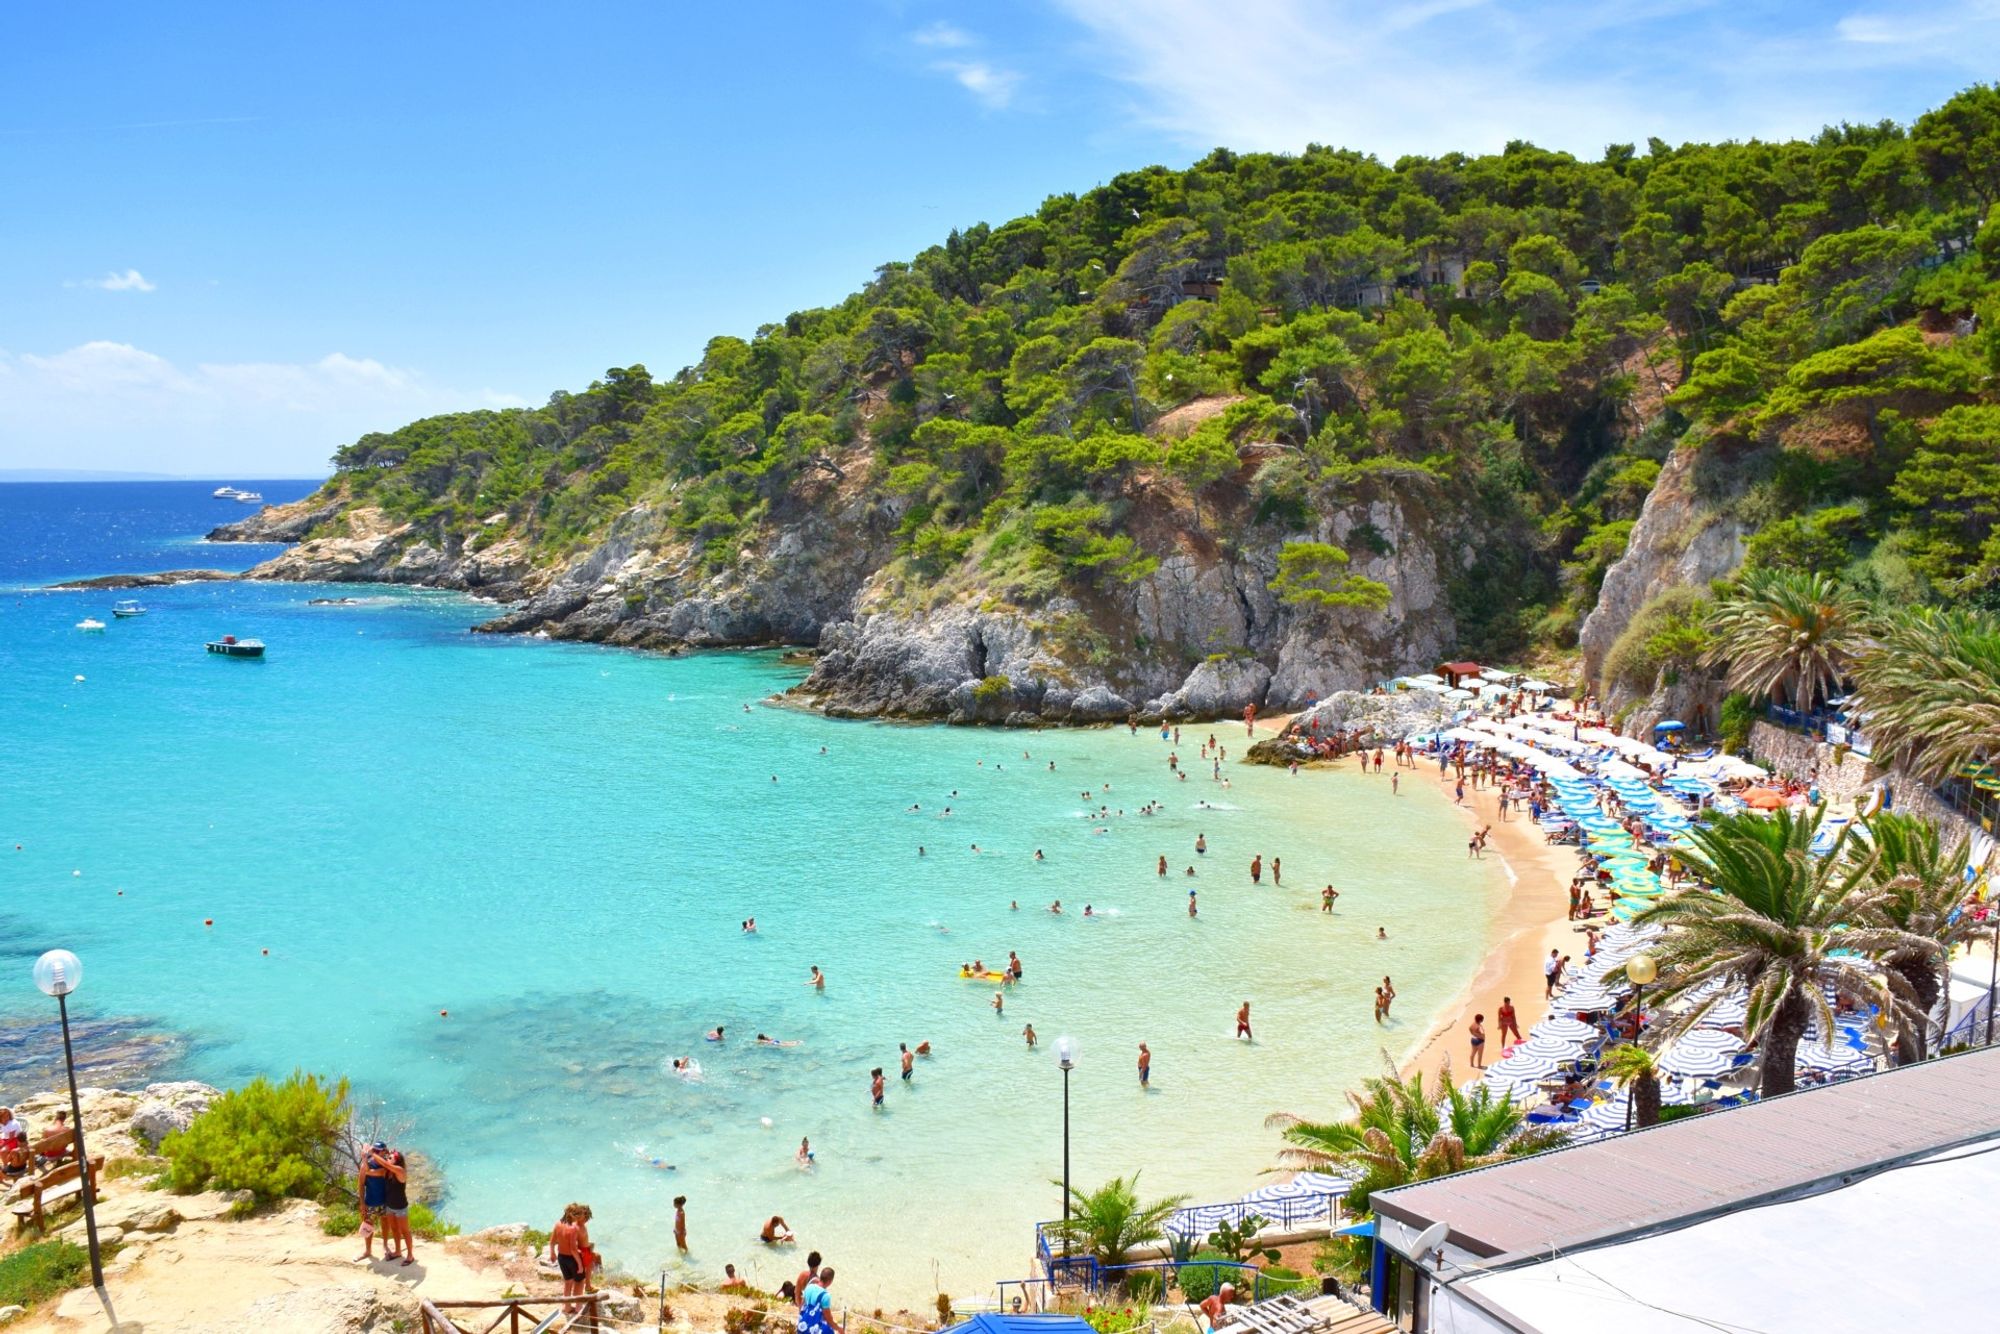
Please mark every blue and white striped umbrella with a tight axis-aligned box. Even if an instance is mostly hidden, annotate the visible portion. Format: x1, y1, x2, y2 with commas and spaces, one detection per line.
1554, 983, 1622, 1011
1240, 1179, 1313, 1205
1671, 1028, 1746, 1057
1508, 1033, 1589, 1061
1661, 1031, 1745, 1078
1531, 1016, 1602, 1043
1482, 1070, 1546, 1103
1290, 1172, 1352, 1196
1796, 1042, 1875, 1075
1485, 1051, 1564, 1081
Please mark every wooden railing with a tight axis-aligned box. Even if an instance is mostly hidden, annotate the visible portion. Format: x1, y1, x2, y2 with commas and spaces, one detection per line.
419, 1295, 603, 1334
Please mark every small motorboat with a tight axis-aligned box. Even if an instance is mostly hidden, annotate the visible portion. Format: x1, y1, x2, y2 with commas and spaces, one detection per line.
233, 491, 264, 503
205, 635, 265, 658
112, 600, 147, 618
77, 618, 106, 632
213, 485, 245, 499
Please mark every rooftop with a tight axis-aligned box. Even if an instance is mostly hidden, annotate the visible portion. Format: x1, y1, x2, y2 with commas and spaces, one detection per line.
1373, 1043, 2000, 1261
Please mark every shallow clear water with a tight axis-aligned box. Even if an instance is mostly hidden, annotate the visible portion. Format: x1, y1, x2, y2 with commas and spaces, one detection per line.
0, 482, 1500, 1303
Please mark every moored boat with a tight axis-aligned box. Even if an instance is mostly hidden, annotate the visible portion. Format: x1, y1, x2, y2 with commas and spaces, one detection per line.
233, 490, 264, 503
77, 618, 106, 632
204, 635, 265, 657
213, 485, 245, 499
112, 600, 146, 618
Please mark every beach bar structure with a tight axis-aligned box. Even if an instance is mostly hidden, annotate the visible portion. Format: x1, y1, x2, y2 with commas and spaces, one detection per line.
1366, 1045, 2000, 1331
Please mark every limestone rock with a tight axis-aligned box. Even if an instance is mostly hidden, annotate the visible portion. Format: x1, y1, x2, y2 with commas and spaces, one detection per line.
94, 1194, 181, 1234
129, 1080, 219, 1149
1579, 442, 1753, 707
1159, 658, 1272, 718
236, 1282, 381, 1334
0, 1304, 25, 1323
468, 1221, 531, 1246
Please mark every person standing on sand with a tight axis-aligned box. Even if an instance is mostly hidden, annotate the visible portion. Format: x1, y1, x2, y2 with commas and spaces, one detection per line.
1391, 771, 1400, 795
1236, 1001, 1252, 1041
1544, 949, 1561, 998
795, 1251, 823, 1307
1138, 1042, 1151, 1087
1497, 997, 1523, 1045
801, 1266, 843, 1334
1467, 1013, 1487, 1067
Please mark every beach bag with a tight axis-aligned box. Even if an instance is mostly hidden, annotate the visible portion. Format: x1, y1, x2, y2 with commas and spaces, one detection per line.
797, 1291, 833, 1334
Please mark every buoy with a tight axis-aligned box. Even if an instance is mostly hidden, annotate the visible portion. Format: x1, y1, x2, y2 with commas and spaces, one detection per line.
439, 1009, 449, 1018
117, 891, 123, 897
204, 918, 213, 926
261, 948, 269, 956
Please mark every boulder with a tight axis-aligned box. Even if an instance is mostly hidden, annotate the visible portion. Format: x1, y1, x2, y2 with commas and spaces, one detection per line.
1069, 686, 1133, 723
0, 1304, 24, 1323
94, 1195, 181, 1234
468, 1222, 532, 1246
1160, 658, 1272, 718
129, 1080, 219, 1149
238, 1283, 382, 1334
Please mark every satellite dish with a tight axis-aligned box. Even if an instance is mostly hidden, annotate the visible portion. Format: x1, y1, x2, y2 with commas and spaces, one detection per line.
1411, 1221, 1449, 1259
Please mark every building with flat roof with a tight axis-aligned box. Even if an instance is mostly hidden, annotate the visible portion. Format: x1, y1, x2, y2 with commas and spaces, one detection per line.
1367, 1044, 2000, 1331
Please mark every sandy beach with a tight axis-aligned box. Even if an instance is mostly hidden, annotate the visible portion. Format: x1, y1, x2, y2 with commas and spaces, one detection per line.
1397, 763, 1586, 1084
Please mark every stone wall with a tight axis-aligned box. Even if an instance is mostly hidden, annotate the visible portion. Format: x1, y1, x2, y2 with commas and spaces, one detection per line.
1745, 721, 1984, 845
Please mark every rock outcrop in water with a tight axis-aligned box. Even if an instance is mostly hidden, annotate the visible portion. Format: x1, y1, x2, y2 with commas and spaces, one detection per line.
48, 569, 237, 590
216, 469, 1477, 724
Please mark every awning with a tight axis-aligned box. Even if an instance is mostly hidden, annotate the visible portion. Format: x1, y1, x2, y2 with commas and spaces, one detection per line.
1333, 1217, 1377, 1237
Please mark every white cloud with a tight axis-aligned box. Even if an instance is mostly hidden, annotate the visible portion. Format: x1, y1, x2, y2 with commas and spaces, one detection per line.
912, 20, 975, 48
68, 268, 157, 292
1048, 0, 2000, 159
938, 59, 1024, 109
0, 340, 520, 476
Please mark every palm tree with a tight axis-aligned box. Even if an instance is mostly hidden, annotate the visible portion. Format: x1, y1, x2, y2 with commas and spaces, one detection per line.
1855, 810, 1978, 1063
1600, 1043, 1664, 1129
1851, 607, 2000, 783
1702, 568, 1869, 714
1266, 1055, 1562, 1217
1615, 807, 1922, 1097
1045, 1173, 1189, 1269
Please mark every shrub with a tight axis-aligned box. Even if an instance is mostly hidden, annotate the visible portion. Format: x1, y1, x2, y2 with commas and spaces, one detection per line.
1603, 586, 1711, 694
1122, 1270, 1163, 1303
0, 1240, 90, 1306
1175, 1250, 1239, 1303
411, 1203, 460, 1241
162, 1070, 351, 1202
1719, 692, 1757, 753
321, 1203, 361, 1236
972, 674, 1012, 703
1257, 1264, 1311, 1296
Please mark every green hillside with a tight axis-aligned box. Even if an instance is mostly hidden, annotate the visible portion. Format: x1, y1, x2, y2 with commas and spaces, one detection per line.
313, 85, 2000, 663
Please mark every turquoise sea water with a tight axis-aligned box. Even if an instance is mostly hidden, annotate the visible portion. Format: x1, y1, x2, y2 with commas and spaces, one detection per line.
0, 483, 1500, 1303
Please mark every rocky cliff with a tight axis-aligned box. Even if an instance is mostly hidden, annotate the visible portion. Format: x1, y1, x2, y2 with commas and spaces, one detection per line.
214, 465, 1477, 724
1577, 437, 1760, 722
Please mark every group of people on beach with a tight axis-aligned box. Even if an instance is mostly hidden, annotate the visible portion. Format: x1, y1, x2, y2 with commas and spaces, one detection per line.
0, 1105, 75, 1183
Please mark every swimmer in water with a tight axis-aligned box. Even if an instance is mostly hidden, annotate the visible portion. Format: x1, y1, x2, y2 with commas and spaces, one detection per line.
635, 1147, 677, 1170
742, 918, 757, 933
1083, 904, 1094, 918
797, 1137, 815, 1167
1034, 849, 1044, 861
1023, 1023, 1037, 1047
1377, 927, 1388, 940
706, 1026, 725, 1042
756, 1034, 800, 1047
807, 966, 825, 990
914, 1040, 932, 1056
1050, 900, 1063, 914
992, 991, 1004, 1015
1188, 889, 1198, 916
1010, 900, 1019, 911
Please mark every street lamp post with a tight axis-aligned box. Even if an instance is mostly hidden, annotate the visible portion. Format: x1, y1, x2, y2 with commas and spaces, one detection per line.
1054, 1036, 1076, 1260
1623, 954, 1658, 1133
33, 950, 104, 1289
1985, 920, 1998, 1046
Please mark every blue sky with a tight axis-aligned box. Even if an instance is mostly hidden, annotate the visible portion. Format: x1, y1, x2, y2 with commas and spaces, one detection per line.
4, 0, 1997, 477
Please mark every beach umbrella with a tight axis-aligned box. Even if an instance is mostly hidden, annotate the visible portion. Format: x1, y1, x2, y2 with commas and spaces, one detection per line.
1485, 1051, 1564, 1080
1290, 1171, 1352, 1197
1241, 1179, 1314, 1207
1795, 1043, 1875, 1075
1654, 720, 1686, 732
1554, 984, 1621, 1011
1673, 1028, 1747, 1056
1508, 1033, 1589, 1061
1740, 786, 1788, 810
1531, 1015, 1601, 1043
1482, 1071, 1546, 1104
1661, 1038, 1743, 1079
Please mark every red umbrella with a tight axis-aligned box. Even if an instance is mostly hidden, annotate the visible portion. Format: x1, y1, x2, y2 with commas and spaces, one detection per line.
1740, 787, 1787, 810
